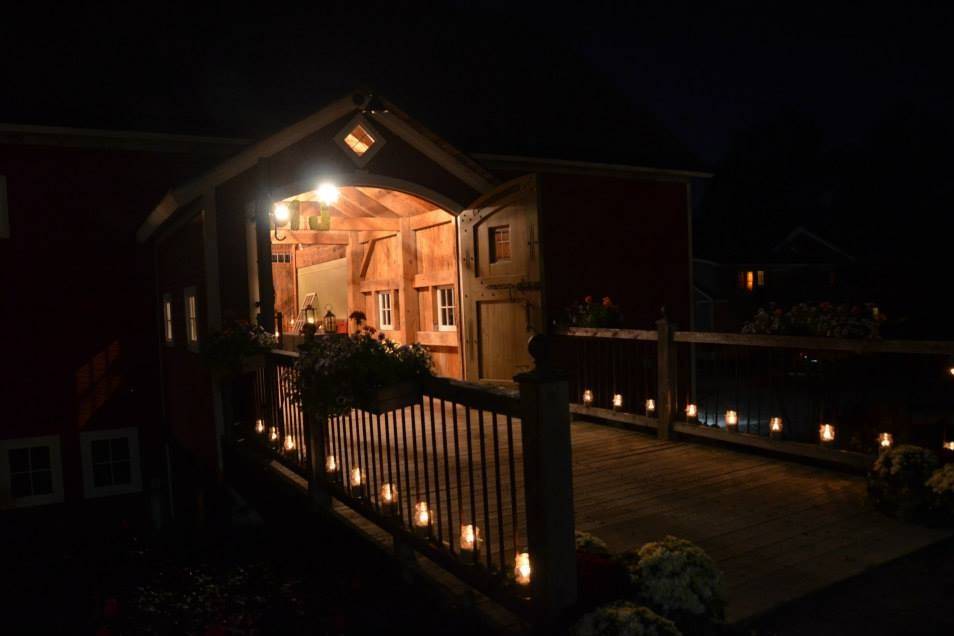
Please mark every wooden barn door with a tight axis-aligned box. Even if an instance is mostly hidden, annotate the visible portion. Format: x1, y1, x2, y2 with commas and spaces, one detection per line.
459, 175, 542, 383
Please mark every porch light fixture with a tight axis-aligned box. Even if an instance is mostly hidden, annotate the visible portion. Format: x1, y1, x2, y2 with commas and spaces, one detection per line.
612, 393, 623, 411
514, 552, 532, 586
878, 432, 894, 450
582, 389, 593, 407
255, 418, 265, 434
769, 417, 783, 440
272, 202, 290, 241
459, 524, 480, 564
819, 423, 836, 446
413, 501, 431, 538
725, 410, 739, 432
645, 399, 656, 416
316, 182, 339, 206
380, 483, 397, 515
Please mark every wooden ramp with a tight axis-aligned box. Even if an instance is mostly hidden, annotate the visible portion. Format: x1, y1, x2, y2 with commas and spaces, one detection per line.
570, 419, 952, 622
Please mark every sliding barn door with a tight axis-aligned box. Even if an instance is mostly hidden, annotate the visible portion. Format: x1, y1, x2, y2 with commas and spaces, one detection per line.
459, 175, 542, 383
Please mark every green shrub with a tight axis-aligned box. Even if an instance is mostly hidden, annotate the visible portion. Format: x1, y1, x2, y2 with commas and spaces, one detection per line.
867, 445, 939, 521
926, 464, 954, 525
572, 601, 681, 636
576, 530, 611, 557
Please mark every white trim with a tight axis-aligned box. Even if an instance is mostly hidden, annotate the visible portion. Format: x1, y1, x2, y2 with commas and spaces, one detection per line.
183, 286, 199, 351
377, 291, 394, 331
162, 293, 174, 345
436, 286, 457, 331
79, 427, 143, 499
333, 114, 387, 168
0, 435, 64, 508
0, 175, 8, 238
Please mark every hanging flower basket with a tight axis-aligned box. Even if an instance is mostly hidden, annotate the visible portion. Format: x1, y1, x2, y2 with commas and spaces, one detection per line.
357, 379, 422, 414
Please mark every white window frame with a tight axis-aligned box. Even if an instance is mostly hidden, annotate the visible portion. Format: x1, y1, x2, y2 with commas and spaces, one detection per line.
0, 175, 9, 239
162, 293, 174, 345
183, 286, 199, 351
436, 286, 457, 331
80, 427, 142, 499
0, 435, 65, 508
377, 290, 394, 331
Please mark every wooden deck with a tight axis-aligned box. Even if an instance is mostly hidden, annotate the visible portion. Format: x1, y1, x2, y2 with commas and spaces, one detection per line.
570, 419, 952, 621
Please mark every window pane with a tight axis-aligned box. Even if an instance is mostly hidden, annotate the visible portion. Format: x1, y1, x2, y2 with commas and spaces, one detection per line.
111, 460, 131, 485
30, 446, 50, 470
31, 469, 53, 495
91, 439, 111, 464
10, 472, 32, 498
8, 448, 29, 473
110, 437, 130, 461
93, 463, 112, 488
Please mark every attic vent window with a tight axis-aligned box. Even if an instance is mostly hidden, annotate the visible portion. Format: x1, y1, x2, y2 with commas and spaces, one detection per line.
344, 124, 375, 157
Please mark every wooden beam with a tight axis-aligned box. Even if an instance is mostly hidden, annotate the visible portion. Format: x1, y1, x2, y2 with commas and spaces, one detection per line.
409, 208, 454, 231
358, 230, 398, 244
398, 216, 419, 344
359, 236, 375, 277
360, 278, 400, 293
339, 187, 400, 218
413, 270, 456, 288
346, 232, 363, 318
415, 330, 459, 347
273, 230, 350, 245
327, 217, 400, 231
356, 186, 436, 217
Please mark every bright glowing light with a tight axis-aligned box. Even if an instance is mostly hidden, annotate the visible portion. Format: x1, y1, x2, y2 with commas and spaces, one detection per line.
460, 524, 479, 553
686, 403, 698, 419
514, 552, 531, 586
283, 435, 295, 452
316, 182, 340, 206
582, 389, 593, 406
380, 482, 396, 503
819, 424, 836, 444
325, 455, 338, 473
273, 202, 290, 223
770, 417, 783, 432
255, 419, 265, 434
944, 441, 954, 452
949, 367, 954, 377
645, 399, 656, 414
878, 432, 894, 449
725, 410, 738, 429
414, 502, 430, 528
350, 467, 363, 488
612, 393, 623, 410
269, 426, 279, 442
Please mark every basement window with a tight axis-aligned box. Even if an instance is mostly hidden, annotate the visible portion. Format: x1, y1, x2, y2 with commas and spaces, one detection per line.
343, 124, 375, 157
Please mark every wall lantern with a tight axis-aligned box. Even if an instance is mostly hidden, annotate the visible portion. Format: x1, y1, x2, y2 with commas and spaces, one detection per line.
725, 410, 739, 433
582, 389, 593, 407
685, 403, 698, 421
514, 552, 532, 586
255, 418, 265, 434
459, 524, 480, 564
645, 399, 656, 416
322, 306, 337, 334
878, 432, 894, 450
413, 501, 431, 538
350, 467, 364, 497
769, 417, 783, 440
272, 202, 290, 241
819, 423, 836, 447
380, 483, 397, 515
612, 393, 623, 412
283, 435, 296, 452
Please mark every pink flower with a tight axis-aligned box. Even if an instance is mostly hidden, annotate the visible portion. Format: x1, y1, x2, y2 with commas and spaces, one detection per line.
602, 296, 612, 308
584, 295, 593, 304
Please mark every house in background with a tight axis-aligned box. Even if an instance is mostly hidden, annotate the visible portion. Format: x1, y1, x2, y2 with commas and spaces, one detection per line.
0, 125, 244, 511
693, 226, 860, 332
137, 90, 707, 479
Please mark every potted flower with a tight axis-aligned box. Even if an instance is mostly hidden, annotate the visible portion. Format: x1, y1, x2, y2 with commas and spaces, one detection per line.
867, 444, 939, 522
574, 530, 628, 612
293, 331, 433, 417
926, 464, 954, 526
201, 321, 277, 377
572, 601, 681, 636
566, 296, 623, 328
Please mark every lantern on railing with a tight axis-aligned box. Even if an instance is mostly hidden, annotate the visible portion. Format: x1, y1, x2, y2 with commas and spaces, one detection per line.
645, 399, 656, 416
612, 393, 623, 412
283, 435, 296, 452
380, 483, 397, 515
325, 455, 338, 480
322, 306, 337, 334
582, 389, 594, 407
685, 403, 698, 422
514, 551, 532, 587
413, 501, 431, 538
769, 417, 783, 440
878, 432, 894, 450
305, 305, 317, 326
350, 467, 364, 498
269, 426, 279, 443
819, 423, 836, 447
255, 419, 265, 434
459, 524, 480, 564
725, 410, 739, 433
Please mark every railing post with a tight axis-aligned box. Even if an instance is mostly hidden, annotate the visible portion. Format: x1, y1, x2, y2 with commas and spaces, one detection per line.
307, 407, 331, 509
514, 335, 577, 627
656, 312, 677, 441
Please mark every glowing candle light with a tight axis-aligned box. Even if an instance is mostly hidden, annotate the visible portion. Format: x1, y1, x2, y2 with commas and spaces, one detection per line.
283, 435, 295, 452
645, 398, 656, 416
413, 501, 431, 538
514, 552, 532, 586
582, 389, 594, 407
725, 410, 739, 432
325, 454, 338, 475
949, 367, 954, 377
254, 419, 265, 434
819, 423, 836, 446
685, 403, 698, 420
769, 417, 783, 440
612, 393, 623, 411
943, 441, 954, 452
878, 432, 894, 450
350, 467, 364, 497
459, 524, 480, 563
269, 426, 279, 442
380, 482, 397, 515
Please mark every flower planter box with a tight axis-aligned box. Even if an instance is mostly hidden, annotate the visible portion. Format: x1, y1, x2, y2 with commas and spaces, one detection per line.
357, 380, 421, 414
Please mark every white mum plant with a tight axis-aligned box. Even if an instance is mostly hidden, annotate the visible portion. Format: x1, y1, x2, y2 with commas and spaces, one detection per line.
573, 601, 681, 636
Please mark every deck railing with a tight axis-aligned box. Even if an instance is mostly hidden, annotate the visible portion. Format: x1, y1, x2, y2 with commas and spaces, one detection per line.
243, 340, 576, 624
554, 322, 954, 467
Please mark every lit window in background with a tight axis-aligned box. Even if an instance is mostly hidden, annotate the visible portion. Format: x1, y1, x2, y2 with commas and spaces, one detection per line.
343, 124, 375, 156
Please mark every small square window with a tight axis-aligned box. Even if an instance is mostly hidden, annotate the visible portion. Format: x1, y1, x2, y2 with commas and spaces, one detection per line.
1, 436, 63, 507
81, 428, 141, 498
343, 124, 375, 157
490, 226, 511, 263
377, 291, 394, 331
436, 287, 456, 331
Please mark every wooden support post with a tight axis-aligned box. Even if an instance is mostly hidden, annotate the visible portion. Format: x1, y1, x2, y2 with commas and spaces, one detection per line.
307, 408, 331, 509
346, 231, 363, 322
514, 335, 577, 627
397, 216, 418, 344
255, 159, 276, 332
656, 313, 677, 441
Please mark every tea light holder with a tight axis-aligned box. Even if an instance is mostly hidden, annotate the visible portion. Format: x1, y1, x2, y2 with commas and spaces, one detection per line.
283, 435, 296, 452
685, 403, 698, 423
769, 417, 783, 440
325, 455, 339, 482
350, 466, 365, 498
514, 551, 532, 587
725, 410, 739, 433
582, 389, 594, 407
268, 426, 279, 443
612, 393, 623, 412
878, 432, 894, 450
380, 482, 398, 515
254, 419, 265, 434
459, 524, 481, 564
943, 441, 954, 452
413, 501, 431, 538
819, 423, 836, 447
645, 398, 656, 416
